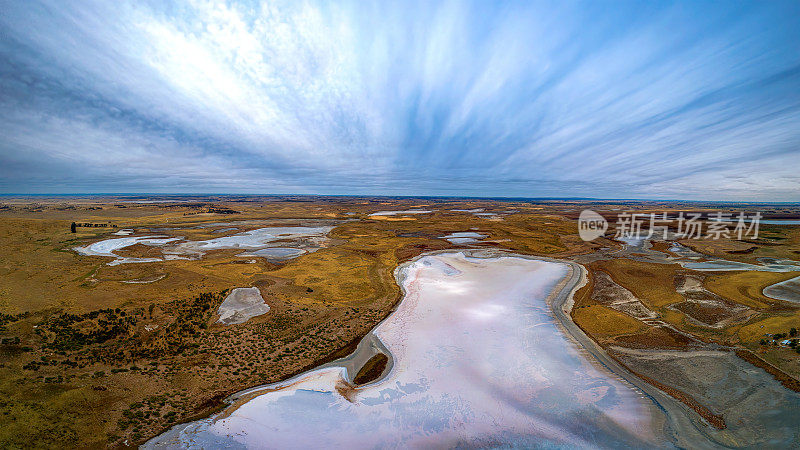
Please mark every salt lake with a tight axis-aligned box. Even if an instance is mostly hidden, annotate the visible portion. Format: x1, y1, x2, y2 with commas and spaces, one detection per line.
146, 252, 665, 448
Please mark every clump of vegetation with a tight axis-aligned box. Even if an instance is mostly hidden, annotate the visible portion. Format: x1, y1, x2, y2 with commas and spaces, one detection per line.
206, 207, 239, 214
129, 290, 227, 359
0, 312, 29, 332
39, 309, 136, 351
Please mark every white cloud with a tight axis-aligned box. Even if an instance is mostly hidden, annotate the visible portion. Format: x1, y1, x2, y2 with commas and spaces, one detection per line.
0, 0, 799, 199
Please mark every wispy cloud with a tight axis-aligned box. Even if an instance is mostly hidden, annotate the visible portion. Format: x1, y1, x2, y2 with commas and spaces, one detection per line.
1, 0, 799, 199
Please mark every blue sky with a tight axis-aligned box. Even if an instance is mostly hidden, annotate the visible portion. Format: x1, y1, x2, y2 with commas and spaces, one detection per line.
1, 0, 799, 200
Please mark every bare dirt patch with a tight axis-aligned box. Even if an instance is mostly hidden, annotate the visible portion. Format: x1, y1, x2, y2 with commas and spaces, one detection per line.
671, 272, 751, 328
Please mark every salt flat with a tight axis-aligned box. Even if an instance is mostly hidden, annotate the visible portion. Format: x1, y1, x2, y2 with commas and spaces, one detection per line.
147, 252, 662, 448
368, 209, 433, 216
74, 226, 333, 264
217, 287, 270, 325
763, 274, 800, 303
167, 226, 332, 254
441, 231, 486, 244
74, 236, 179, 265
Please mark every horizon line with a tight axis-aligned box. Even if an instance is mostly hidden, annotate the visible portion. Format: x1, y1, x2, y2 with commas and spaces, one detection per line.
1, 192, 798, 205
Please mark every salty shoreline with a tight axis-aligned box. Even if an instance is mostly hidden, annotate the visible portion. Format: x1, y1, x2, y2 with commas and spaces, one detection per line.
145, 249, 711, 448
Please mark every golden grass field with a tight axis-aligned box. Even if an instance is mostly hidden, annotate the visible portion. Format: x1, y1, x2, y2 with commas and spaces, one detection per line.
0, 196, 798, 447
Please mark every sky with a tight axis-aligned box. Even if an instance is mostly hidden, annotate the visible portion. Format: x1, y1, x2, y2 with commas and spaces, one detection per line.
1, 0, 799, 200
